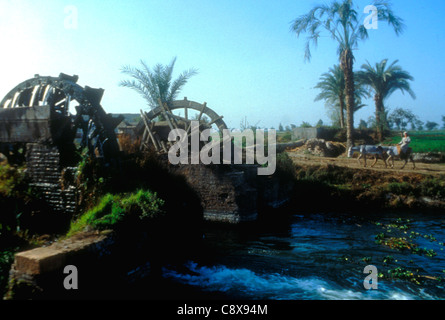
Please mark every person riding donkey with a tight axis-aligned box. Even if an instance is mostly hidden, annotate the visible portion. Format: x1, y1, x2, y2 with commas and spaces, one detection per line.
398, 131, 411, 155
385, 131, 416, 169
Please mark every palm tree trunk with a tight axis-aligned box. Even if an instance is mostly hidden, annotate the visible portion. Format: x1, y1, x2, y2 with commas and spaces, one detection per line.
339, 94, 345, 128
374, 94, 384, 141
341, 49, 355, 149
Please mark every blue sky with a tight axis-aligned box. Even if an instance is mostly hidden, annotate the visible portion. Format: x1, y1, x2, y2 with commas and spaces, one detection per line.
0, 0, 444, 130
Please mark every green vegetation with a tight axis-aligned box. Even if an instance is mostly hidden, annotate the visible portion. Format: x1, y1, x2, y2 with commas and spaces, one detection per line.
0, 163, 27, 198
373, 217, 443, 284
288, 162, 445, 213
334, 217, 445, 286
0, 250, 15, 297
274, 152, 297, 182
0, 164, 33, 297
384, 182, 415, 196
384, 130, 445, 153
374, 233, 437, 257
387, 108, 422, 131
385, 267, 422, 284
67, 189, 165, 237
276, 131, 292, 143
381, 178, 445, 200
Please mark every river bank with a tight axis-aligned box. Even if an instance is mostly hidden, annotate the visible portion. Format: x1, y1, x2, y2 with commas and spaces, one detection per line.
283, 152, 445, 214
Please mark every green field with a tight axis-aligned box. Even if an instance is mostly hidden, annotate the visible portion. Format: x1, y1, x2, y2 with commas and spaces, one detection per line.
385, 131, 445, 153
275, 128, 445, 153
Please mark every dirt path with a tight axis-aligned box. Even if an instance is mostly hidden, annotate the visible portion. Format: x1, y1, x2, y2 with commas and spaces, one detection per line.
286, 152, 445, 177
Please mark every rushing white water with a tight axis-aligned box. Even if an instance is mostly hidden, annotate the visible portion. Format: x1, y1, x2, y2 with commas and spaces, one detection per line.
163, 261, 432, 300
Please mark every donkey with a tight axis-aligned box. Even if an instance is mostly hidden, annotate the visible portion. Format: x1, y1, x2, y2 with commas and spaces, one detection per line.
347, 145, 389, 168
383, 145, 416, 170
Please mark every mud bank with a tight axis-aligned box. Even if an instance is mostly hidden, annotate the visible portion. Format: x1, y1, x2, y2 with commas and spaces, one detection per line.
286, 158, 445, 213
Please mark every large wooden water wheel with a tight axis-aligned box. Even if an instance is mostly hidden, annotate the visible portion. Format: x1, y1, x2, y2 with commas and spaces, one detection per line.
0, 73, 122, 163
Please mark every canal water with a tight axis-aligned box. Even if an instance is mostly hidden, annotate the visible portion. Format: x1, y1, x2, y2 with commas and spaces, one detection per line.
162, 211, 445, 300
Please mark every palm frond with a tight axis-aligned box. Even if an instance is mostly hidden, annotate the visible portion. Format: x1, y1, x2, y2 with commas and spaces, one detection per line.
357, 58, 415, 103
373, 0, 405, 35
167, 68, 199, 102
120, 57, 197, 110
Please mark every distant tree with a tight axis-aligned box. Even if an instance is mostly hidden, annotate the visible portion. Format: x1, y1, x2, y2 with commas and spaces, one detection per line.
290, 124, 297, 129
120, 57, 198, 111
367, 116, 376, 129
358, 119, 368, 130
388, 108, 420, 131
315, 65, 346, 128
413, 119, 424, 131
425, 121, 439, 131
240, 116, 260, 131
300, 121, 312, 128
278, 123, 284, 132
316, 119, 324, 127
194, 113, 210, 124
442, 115, 445, 129
326, 99, 366, 129
368, 110, 390, 131
327, 107, 342, 128
356, 59, 415, 141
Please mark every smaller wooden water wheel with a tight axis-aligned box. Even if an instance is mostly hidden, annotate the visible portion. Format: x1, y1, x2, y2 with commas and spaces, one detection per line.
137, 98, 228, 153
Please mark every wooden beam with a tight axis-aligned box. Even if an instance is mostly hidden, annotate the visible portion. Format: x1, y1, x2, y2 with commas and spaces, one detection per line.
140, 109, 160, 152
208, 115, 224, 126
197, 102, 207, 122
158, 99, 176, 132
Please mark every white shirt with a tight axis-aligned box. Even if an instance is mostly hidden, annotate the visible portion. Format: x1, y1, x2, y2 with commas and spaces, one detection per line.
399, 136, 411, 152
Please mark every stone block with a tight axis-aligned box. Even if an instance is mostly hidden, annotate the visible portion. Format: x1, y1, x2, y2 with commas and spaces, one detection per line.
15, 247, 67, 275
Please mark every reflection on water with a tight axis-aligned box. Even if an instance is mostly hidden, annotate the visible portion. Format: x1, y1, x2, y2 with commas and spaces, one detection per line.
163, 211, 445, 300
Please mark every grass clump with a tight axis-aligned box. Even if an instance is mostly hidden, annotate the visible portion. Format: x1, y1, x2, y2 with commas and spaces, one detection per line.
384, 182, 415, 196
67, 189, 164, 237
418, 177, 445, 199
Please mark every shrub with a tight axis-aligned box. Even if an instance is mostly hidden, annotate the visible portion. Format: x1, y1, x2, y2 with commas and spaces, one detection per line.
384, 182, 415, 196
275, 152, 296, 180
0, 164, 26, 197
118, 134, 141, 154
418, 177, 445, 199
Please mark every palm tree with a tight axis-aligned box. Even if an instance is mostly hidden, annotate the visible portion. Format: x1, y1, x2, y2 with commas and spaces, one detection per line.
315, 65, 369, 128
315, 65, 346, 128
356, 59, 415, 140
120, 57, 198, 111
291, 0, 405, 149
